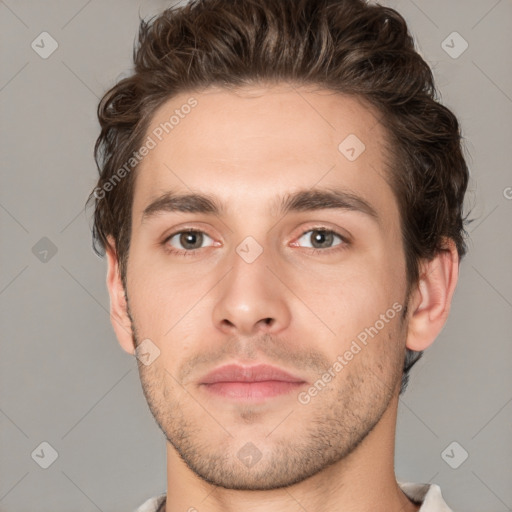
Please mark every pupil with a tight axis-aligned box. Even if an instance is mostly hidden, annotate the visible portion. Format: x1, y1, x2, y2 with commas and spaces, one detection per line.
313, 230, 332, 248
182, 231, 201, 249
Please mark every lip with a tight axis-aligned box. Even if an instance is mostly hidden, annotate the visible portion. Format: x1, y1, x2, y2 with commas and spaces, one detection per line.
199, 363, 307, 401
200, 363, 305, 384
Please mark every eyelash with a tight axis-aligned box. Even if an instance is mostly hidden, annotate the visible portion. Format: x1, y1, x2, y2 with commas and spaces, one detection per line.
162, 227, 350, 257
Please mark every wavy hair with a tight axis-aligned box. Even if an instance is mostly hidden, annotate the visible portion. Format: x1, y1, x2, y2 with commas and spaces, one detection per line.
86, 0, 470, 394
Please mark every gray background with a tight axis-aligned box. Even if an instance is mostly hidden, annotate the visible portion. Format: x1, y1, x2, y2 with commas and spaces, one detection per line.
0, 0, 511, 511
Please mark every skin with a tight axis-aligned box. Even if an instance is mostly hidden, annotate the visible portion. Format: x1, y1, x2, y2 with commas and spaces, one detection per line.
105, 84, 459, 512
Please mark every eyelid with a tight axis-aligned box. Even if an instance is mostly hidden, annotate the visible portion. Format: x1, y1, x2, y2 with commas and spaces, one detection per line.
161, 224, 351, 256
163, 228, 217, 250
161, 223, 218, 243
290, 226, 350, 251
291, 223, 351, 244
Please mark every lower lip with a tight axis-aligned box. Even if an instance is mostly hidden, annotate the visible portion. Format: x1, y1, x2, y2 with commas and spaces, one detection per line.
201, 381, 305, 400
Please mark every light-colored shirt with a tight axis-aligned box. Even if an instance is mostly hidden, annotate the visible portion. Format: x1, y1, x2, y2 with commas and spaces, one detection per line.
134, 481, 454, 511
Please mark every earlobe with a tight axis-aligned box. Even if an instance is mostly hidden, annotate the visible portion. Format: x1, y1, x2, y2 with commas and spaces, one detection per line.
105, 236, 136, 355
406, 238, 460, 352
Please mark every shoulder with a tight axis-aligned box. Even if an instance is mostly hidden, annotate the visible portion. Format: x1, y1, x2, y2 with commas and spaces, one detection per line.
133, 493, 166, 512
398, 481, 455, 512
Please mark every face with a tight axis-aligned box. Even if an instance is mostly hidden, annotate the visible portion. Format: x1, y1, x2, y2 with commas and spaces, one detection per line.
123, 84, 409, 490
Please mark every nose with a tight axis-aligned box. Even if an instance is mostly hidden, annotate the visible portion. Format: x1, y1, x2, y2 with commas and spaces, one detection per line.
212, 247, 292, 337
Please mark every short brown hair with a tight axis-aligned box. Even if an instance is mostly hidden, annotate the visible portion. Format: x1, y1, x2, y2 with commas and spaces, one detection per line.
87, 0, 470, 394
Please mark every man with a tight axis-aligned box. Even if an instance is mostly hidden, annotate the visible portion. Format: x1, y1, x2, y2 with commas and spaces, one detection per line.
88, 0, 469, 510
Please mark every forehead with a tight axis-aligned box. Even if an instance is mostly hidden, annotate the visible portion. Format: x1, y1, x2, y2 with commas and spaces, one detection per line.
133, 84, 396, 221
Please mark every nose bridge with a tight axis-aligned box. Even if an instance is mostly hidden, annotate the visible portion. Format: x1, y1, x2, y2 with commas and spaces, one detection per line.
212, 233, 291, 336
226, 234, 275, 307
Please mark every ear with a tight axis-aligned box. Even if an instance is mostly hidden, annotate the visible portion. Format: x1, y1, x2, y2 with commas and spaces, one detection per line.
406, 238, 460, 351
105, 236, 135, 355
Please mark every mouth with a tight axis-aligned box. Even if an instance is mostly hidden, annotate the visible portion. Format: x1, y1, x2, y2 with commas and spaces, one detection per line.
199, 363, 307, 401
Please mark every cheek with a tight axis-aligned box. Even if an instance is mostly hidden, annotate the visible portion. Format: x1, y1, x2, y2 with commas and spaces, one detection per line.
126, 257, 212, 347
295, 250, 403, 340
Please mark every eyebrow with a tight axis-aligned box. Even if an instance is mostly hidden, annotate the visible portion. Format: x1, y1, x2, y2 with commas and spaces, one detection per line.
141, 187, 379, 224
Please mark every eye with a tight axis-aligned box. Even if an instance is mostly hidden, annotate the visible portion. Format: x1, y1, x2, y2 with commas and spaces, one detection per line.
163, 230, 215, 255
162, 227, 348, 257
293, 228, 348, 252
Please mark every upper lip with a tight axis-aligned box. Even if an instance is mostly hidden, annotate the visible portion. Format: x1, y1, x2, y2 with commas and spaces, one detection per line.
200, 364, 306, 384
